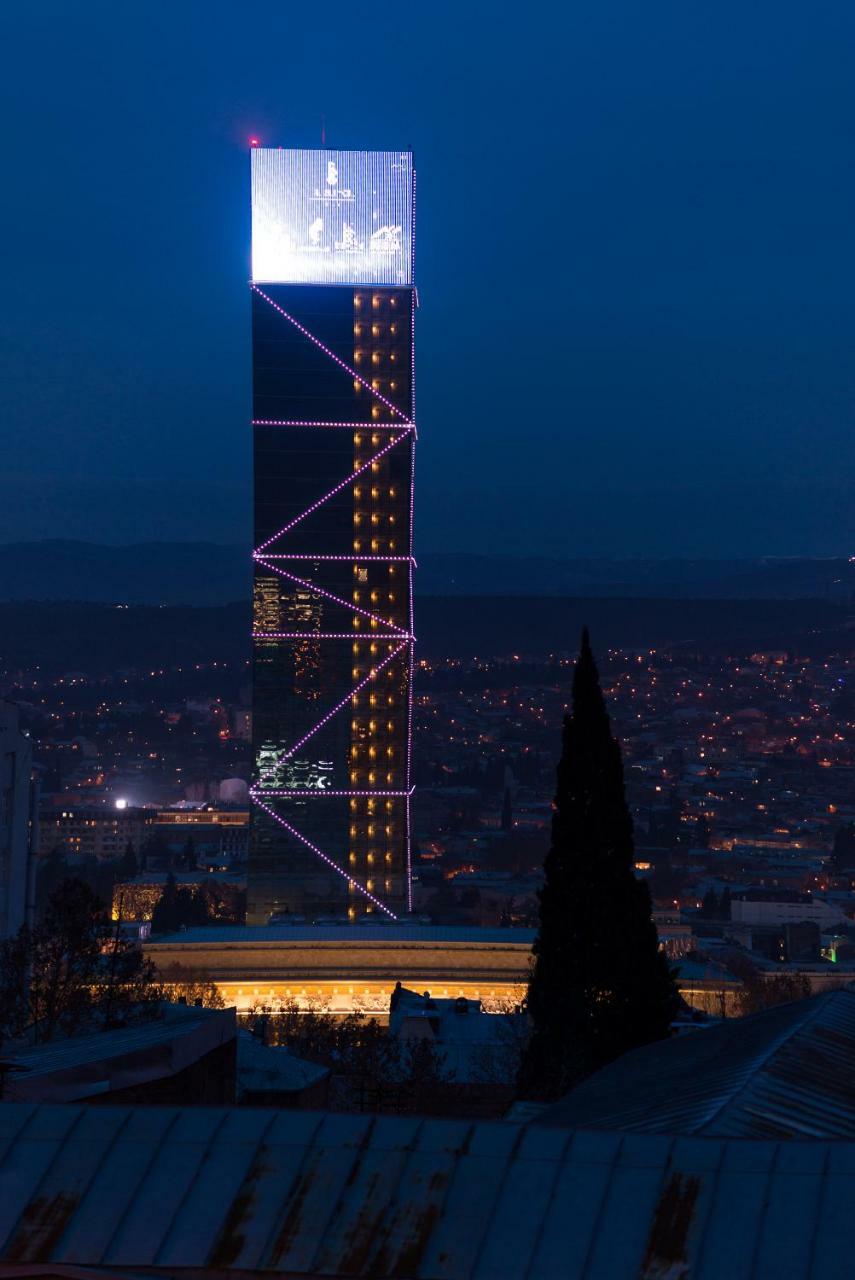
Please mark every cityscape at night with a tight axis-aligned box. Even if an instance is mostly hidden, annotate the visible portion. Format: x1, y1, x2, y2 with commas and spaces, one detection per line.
4, 606, 855, 967
1, 2, 855, 1277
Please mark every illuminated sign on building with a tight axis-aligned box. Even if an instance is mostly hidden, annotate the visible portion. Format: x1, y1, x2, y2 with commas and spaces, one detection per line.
251, 148, 413, 286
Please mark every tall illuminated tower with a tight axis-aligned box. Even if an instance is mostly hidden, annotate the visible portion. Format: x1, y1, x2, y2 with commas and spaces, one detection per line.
247, 148, 416, 924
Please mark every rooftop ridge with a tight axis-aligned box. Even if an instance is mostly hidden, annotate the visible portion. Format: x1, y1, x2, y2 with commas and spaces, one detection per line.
695, 988, 841, 1134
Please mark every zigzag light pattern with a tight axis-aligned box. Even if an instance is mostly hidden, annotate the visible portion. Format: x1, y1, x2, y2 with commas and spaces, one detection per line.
251, 285, 412, 422
252, 794, 398, 919
252, 288, 415, 919
279, 640, 408, 762
254, 431, 410, 554
254, 556, 409, 635
404, 286, 417, 910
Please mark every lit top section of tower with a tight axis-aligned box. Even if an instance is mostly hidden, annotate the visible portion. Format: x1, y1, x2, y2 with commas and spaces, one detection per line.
251, 148, 413, 286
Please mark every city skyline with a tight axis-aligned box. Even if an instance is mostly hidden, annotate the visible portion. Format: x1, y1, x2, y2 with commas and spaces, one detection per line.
2, 8, 855, 1273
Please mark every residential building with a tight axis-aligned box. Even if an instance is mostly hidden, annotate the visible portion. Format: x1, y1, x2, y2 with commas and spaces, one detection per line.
731, 890, 845, 929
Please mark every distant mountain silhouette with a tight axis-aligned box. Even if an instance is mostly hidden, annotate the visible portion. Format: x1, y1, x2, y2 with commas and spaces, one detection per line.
0, 596, 849, 676
416, 554, 855, 601
0, 541, 852, 605
0, 541, 249, 605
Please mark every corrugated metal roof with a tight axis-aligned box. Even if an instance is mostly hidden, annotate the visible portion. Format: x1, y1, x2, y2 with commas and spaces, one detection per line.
534, 987, 855, 1139
0, 1103, 853, 1277
148, 925, 537, 945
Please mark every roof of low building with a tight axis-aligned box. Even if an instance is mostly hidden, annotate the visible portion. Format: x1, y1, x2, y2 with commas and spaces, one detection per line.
534, 986, 855, 1140
145, 924, 538, 946
3, 1003, 235, 1103
120, 871, 245, 885
674, 957, 741, 987
389, 987, 524, 1084
0, 1103, 852, 1277
236, 1032, 329, 1097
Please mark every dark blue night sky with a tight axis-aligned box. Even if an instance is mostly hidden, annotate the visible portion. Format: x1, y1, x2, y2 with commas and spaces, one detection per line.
2, 1, 854, 556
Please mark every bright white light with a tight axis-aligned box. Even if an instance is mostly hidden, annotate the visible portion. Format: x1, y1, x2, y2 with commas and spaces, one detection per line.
115, 798, 127, 810
251, 149, 413, 286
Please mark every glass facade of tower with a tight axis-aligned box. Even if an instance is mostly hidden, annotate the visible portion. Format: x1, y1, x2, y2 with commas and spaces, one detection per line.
247, 150, 415, 924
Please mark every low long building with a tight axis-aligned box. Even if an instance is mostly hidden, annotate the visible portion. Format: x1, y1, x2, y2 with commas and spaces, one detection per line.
146, 925, 531, 1014
38, 806, 249, 861
144, 925, 741, 1015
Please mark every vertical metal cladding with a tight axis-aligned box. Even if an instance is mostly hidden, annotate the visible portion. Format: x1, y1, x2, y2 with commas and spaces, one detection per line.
247, 149, 415, 925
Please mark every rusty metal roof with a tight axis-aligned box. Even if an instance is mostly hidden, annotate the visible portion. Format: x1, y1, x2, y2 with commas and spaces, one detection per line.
0, 1102, 854, 1277
535, 986, 855, 1140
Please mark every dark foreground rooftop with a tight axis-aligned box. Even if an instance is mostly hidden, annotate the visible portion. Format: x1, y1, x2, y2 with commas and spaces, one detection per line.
535, 986, 855, 1139
0, 1101, 853, 1278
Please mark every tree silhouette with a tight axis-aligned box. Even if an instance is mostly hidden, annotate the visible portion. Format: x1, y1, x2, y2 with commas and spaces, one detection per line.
151, 872, 180, 934
183, 835, 197, 870
518, 629, 680, 1100
151, 873, 209, 935
0, 879, 160, 1044
501, 786, 513, 833
700, 887, 719, 918
118, 840, 138, 880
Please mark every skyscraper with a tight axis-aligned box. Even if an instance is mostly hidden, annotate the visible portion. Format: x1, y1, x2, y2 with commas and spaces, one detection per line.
247, 148, 416, 925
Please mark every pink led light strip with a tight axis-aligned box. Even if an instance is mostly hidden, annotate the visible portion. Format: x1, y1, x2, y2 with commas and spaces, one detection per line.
280, 640, 408, 761
410, 241, 417, 430
255, 430, 411, 554
261, 554, 415, 562
254, 632, 406, 641
253, 795, 397, 920
253, 420, 404, 430
252, 788, 415, 799
251, 277, 416, 920
406, 475, 417, 910
252, 285, 412, 423
254, 556, 410, 636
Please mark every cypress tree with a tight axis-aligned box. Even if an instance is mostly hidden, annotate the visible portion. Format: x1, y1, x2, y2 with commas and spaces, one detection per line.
518, 629, 679, 1100
700, 887, 719, 919
151, 872, 179, 935
118, 840, 137, 881
183, 836, 197, 870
